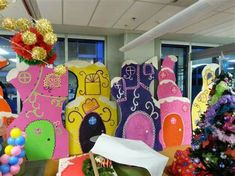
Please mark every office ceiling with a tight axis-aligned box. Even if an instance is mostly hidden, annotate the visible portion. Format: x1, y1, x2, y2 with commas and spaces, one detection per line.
36, 0, 197, 31
1, 0, 235, 44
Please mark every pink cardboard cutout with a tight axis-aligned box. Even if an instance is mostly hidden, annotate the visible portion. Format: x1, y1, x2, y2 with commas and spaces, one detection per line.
6, 62, 69, 160
157, 55, 192, 148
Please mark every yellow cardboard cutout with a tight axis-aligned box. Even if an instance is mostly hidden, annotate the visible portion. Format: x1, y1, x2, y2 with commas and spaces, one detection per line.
192, 64, 219, 129
65, 61, 117, 155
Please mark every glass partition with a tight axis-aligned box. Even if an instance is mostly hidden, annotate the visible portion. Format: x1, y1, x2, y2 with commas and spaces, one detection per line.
220, 54, 235, 86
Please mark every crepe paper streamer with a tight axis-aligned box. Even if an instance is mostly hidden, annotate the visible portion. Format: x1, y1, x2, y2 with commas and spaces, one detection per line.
65, 61, 117, 155
6, 62, 69, 160
157, 55, 192, 148
192, 64, 219, 130
111, 57, 162, 151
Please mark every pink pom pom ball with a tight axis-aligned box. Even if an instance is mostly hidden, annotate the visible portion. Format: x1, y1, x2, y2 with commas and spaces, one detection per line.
10, 165, 20, 175
3, 173, 13, 176
0, 155, 10, 164
11, 146, 21, 156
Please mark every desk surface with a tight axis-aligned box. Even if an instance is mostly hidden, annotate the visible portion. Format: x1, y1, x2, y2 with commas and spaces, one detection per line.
17, 145, 189, 176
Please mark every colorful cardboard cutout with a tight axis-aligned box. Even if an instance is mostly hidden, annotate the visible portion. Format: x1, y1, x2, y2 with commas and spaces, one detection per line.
65, 61, 117, 155
0, 59, 17, 128
6, 62, 69, 160
0, 58, 9, 69
111, 57, 162, 151
157, 55, 192, 148
0, 86, 18, 128
192, 64, 219, 129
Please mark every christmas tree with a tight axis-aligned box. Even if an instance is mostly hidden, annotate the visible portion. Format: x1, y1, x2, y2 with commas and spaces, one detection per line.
190, 72, 235, 175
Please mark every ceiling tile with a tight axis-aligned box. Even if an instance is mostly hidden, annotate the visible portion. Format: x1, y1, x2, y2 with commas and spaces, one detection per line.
37, 0, 62, 24
224, 5, 235, 14
1, 0, 30, 19
113, 1, 164, 30
139, 0, 172, 4
137, 5, 184, 31
178, 12, 234, 34
64, 0, 98, 26
198, 20, 235, 36
212, 0, 235, 12
172, 0, 198, 7
213, 28, 235, 37
89, 0, 134, 28
205, 24, 235, 37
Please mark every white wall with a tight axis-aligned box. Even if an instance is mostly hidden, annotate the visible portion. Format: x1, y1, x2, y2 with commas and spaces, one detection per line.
106, 34, 124, 79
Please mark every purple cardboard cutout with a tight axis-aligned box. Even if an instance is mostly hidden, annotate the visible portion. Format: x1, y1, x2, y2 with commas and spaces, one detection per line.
111, 57, 162, 151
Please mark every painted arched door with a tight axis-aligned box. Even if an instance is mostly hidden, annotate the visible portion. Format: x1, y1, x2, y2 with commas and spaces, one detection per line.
79, 112, 106, 153
25, 120, 55, 160
163, 114, 183, 147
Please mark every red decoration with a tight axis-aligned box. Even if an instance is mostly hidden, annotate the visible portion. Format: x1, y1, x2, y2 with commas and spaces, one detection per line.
11, 28, 56, 64
169, 148, 208, 176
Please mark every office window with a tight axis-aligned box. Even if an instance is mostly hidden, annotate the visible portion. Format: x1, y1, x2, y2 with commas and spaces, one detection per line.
191, 46, 215, 101
54, 38, 65, 66
68, 39, 104, 63
68, 39, 105, 101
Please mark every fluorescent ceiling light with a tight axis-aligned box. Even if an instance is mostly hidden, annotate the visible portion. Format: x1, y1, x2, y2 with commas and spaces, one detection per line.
119, 0, 229, 52
227, 59, 235, 63
192, 64, 206, 68
227, 67, 234, 70
0, 48, 9, 55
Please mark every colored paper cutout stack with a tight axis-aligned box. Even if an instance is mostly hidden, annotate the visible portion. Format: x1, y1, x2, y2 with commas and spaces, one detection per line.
157, 55, 192, 148
65, 61, 117, 155
111, 57, 162, 151
57, 154, 90, 176
192, 64, 219, 129
0, 59, 17, 128
6, 62, 69, 160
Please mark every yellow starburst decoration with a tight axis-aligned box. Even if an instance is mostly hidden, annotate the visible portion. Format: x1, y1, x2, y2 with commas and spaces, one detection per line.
16, 18, 32, 32
44, 32, 57, 45
35, 18, 53, 35
0, 0, 8, 10
22, 31, 37, 45
32, 47, 47, 61
54, 65, 66, 75
2, 17, 16, 30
